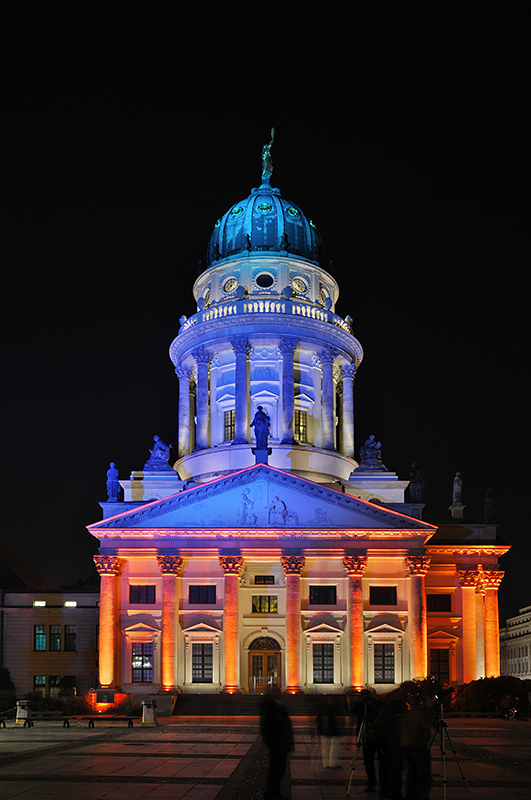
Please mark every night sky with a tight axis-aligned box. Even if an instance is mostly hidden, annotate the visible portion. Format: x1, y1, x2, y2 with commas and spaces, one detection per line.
2, 8, 526, 622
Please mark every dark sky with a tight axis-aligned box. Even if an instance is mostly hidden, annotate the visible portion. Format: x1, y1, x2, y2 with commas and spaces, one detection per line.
2, 8, 526, 621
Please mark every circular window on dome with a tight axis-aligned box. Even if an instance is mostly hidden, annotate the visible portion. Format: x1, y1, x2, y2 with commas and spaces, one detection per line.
309, 219, 316, 228
257, 202, 273, 213
256, 273, 274, 288
223, 277, 238, 293
214, 218, 221, 228
230, 206, 243, 218
319, 287, 329, 305
292, 277, 307, 294
204, 289, 211, 307
287, 206, 300, 218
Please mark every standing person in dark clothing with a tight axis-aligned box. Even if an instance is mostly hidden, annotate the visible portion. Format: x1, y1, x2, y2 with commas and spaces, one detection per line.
351, 689, 382, 792
373, 696, 405, 800
260, 694, 294, 800
399, 693, 437, 800
316, 695, 342, 768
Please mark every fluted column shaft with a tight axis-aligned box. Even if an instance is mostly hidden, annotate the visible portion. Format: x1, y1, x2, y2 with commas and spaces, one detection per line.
279, 338, 298, 444
157, 555, 184, 690
94, 556, 124, 688
320, 348, 338, 450
341, 363, 356, 459
176, 365, 193, 457
344, 555, 367, 690
193, 347, 210, 450
483, 570, 504, 677
281, 555, 305, 693
405, 556, 431, 680
219, 555, 243, 693
232, 337, 251, 444
458, 570, 478, 683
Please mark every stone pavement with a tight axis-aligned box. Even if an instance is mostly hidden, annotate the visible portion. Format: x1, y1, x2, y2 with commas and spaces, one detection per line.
0, 716, 529, 799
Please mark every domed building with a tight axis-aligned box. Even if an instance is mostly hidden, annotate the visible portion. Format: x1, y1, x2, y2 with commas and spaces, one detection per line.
89, 138, 507, 700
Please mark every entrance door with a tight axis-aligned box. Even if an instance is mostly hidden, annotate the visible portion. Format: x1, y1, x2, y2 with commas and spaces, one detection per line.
249, 636, 281, 693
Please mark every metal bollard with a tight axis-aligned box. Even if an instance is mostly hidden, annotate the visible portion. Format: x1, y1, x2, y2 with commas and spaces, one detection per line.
15, 700, 32, 727
141, 699, 157, 726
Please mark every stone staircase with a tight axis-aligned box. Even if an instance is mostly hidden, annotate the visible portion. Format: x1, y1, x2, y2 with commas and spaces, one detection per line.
173, 692, 349, 717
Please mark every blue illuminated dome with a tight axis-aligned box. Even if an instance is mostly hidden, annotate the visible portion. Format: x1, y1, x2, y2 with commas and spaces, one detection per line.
206, 183, 323, 268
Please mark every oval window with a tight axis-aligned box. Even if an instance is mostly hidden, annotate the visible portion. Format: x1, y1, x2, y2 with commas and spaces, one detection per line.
256, 273, 274, 288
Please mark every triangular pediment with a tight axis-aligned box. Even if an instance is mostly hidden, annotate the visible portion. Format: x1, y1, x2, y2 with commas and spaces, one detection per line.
89, 464, 434, 535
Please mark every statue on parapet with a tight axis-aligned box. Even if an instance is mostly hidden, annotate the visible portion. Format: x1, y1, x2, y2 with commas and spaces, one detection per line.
358, 434, 388, 471
143, 435, 173, 470
250, 406, 271, 448
261, 128, 275, 181
106, 462, 120, 502
452, 472, 463, 505
409, 462, 426, 502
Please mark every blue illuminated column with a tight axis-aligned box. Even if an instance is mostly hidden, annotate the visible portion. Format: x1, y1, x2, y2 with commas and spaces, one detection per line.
320, 347, 339, 450
341, 363, 356, 459
279, 337, 298, 444
193, 347, 211, 450
176, 364, 193, 457
231, 337, 251, 444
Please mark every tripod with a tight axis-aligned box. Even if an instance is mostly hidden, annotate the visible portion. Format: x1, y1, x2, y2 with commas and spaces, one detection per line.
346, 713, 369, 797
430, 701, 472, 800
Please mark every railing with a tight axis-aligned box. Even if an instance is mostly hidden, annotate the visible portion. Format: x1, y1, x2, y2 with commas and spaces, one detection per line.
179, 299, 353, 336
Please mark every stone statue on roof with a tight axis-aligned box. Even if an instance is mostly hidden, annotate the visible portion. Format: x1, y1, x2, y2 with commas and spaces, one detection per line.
261, 128, 275, 181
250, 406, 271, 448
409, 462, 426, 502
143, 435, 173, 470
452, 472, 463, 505
106, 462, 120, 502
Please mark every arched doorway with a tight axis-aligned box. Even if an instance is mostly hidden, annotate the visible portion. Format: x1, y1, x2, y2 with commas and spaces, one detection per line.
248, 636, 281, 693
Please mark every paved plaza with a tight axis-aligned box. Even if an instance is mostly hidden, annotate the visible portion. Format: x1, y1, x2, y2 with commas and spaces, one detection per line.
0, 716, 529, 799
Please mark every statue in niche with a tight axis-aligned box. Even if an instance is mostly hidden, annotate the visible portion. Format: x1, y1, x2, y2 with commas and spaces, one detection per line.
409, 462, 426, 502
484, 487, 496, 522
143, 435, 172, 470
358, 434, 387, 471
452, 472, 463, 505
261, 127, 275, 180
238, 489, 257, 526
250, 406, 271, 447
106, 462, 120, 502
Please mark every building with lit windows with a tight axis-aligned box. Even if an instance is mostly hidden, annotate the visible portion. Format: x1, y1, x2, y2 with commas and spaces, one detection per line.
89, 144, 508, 698
500, 606, 531, 678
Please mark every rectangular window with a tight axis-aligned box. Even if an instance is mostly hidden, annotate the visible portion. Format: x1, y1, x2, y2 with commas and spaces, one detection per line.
252, 595, 278, 613
374, 643, 395, 683
255, 575, 275, 585
189, 585, 216, 604
192, 643, 213, 683
132, 642, 153, 683
33, 675, 46, 696
309, 586, 337, 605
34, 625, 46, 651
313, 643, 334, 683
293, 410, 307, 443
49, 625, 61, 651
129, 585, 156, 604
224, 410, 235, 441
430, 649, 450, 683
370, 586, 397, 606
64, 625, 77, 652
427, 594, 452, 612
49, 675, 62, 698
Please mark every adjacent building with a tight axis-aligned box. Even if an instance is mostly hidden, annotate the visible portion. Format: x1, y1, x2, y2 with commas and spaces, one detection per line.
500, 606, 531, 678
89, 145, 508, 698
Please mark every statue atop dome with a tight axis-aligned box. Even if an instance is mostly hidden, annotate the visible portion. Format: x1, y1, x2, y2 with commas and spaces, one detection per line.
261, 128, 275, 182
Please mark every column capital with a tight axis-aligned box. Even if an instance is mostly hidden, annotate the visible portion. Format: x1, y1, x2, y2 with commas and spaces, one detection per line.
192, 346, 211, 365
278, 336, 299, 355
94, 555, 125, 576
343, 555, 368, 577
175, 363, 193, 380
231, 336, 252, 356
405, 555, 431, 577
219, 555, 244, 575
342, 363, 357, 380
457, 569, 479, 587
280, 555, 305, 576
481, 569, 504, 590
156, 555, 184, 576
318, 346, 339, 364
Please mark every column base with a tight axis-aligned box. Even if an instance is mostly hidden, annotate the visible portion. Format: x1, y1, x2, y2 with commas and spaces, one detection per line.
221, 686, 242, 694
283, 687, 304, 695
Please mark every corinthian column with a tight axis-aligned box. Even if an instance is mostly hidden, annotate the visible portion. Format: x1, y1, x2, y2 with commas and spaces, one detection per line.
405, 555, 431, 680
482, 570, 504, 677
175, 365, 193, 457
319, 347, 339, 450
343, 554, 367, 691
94, 555, 125, 688
157, 555, 184, 690
192, 347, 211, 450
231, 337, 251, 444
279, 337, 298, 444
219, 555, 243, 693
341, 363, 356, 459
281, 555, 305, 693
457, 569, 479, 683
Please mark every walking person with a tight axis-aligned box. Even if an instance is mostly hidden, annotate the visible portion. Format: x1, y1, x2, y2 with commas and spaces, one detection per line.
316, 695, 342, 769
